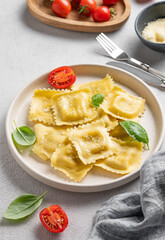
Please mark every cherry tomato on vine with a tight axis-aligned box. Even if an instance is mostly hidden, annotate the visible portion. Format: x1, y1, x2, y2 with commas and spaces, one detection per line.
103, 0, 119, 4
79, 0, 96, 16
51, 0, 71, 18
48, 66, 76, 89
39, 205, 68, 233
92, 6, 111, 22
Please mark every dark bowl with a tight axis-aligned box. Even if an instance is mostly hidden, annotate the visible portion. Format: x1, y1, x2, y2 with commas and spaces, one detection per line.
135, 1, 165, 52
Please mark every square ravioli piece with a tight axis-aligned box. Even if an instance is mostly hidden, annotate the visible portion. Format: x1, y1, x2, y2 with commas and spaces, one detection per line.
101, 85, 145, 121
51, 88, 98, 126
109, 124, 134, 141
95, 138, 143, 174
72, 74, 114, 96
32, 123, 71, 161
69, 121, 117, 165
29, 89, 60, 126
51, 138, 93, 182
97, 109, 118, 131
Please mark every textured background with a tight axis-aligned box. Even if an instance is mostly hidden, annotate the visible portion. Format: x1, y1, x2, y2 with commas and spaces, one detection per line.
0, 0, 165, 239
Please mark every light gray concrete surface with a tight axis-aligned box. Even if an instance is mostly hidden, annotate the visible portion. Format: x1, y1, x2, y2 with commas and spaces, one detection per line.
0, 0, 165, 239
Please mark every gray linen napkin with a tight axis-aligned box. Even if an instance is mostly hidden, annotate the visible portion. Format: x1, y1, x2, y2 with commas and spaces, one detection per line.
89, 151, 165, 240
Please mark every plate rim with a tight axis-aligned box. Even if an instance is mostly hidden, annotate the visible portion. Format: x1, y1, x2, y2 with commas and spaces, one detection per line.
27, 0, 131, 32
5, 63, 165, 192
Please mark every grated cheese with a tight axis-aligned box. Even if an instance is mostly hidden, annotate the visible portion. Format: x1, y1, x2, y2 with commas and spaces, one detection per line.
142, 18, 165, 43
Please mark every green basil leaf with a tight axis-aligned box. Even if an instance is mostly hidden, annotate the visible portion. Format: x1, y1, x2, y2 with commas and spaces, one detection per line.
3, 191, 48, 220
12, 121, 36, 147
90, 93, 104, 108
12, 134, 28, 153
120, 121, 149, 149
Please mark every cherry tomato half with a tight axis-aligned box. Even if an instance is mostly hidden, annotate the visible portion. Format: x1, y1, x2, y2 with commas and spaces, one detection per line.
79, 0, 96, 16
103, 0, 119, 4
48, 66, 76, 89
92, 6, 111, 22
51, 0, 71, 18
39, 205, 68, 233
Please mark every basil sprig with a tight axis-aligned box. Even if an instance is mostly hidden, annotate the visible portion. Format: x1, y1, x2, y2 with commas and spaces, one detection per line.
90, 93, 104, 108
3, 191, 48, 220
12, 121, 36, 148
120, 121, 149, 149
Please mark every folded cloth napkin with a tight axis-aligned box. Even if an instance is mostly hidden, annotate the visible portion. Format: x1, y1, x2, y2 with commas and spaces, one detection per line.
88, 151, 165, 240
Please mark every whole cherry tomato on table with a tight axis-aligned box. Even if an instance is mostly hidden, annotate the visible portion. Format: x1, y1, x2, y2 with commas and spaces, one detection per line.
39, 205, 68, 233
79, 0, 97, 16
51, 0, 71, 18
92, 6, 111, 22
48, 66, 76, 89
103, 0, 119, 4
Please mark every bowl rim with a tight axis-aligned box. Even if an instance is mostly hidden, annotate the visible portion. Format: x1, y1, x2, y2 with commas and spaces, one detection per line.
135, 1, 165, 46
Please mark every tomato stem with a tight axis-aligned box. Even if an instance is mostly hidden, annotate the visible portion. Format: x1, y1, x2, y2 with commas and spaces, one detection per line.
109, 7, 116, 17
79, 5, 91, 14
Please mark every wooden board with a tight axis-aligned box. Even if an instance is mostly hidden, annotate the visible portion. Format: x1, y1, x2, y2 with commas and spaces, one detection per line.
27, 0, 131, 32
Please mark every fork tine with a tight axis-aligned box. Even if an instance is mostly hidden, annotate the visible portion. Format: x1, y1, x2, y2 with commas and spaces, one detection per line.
97, 35, 117, 54
100, 33, 119, 50
97, 35, 114, 52
96, 36, 113, 57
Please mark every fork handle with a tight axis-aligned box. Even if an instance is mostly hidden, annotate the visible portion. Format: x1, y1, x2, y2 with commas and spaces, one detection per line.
128, 58, 165, 87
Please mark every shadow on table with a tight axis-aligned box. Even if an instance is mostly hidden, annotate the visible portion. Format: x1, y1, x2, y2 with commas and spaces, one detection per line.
34, 224, 65, 240
130, 41, 165, 68
20, 3, 96, 41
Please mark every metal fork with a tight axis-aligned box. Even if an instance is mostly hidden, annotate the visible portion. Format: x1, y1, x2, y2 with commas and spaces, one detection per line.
96, 33, 165, 88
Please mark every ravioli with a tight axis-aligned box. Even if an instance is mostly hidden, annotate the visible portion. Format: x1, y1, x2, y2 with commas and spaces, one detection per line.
109, 124, 133, 141
29, 89, 60, 125
51, 138, 93, 182
72, 74, 114, 96
101, 86, 145, 121
69, 121, 117, 164
32, 123, 71, 161
51, 88, 98, 126
28, 74, 146, 182
95, 138, 143, 174
97, 109, 118, 131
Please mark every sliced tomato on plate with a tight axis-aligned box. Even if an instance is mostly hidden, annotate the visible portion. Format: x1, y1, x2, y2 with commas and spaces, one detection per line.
48, 66, 76, 89
39, 205, 68, 233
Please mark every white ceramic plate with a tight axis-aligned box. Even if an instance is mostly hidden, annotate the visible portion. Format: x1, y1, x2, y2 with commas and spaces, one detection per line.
6, 64, 164, 192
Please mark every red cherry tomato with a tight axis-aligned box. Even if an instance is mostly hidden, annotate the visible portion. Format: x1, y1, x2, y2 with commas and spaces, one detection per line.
103, 0, 119, 4
51, 0, 71, 18
39, 205, 68, 233
92, 6, 111, 22
79, 0, 96, 16
48, 66, 76, 89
